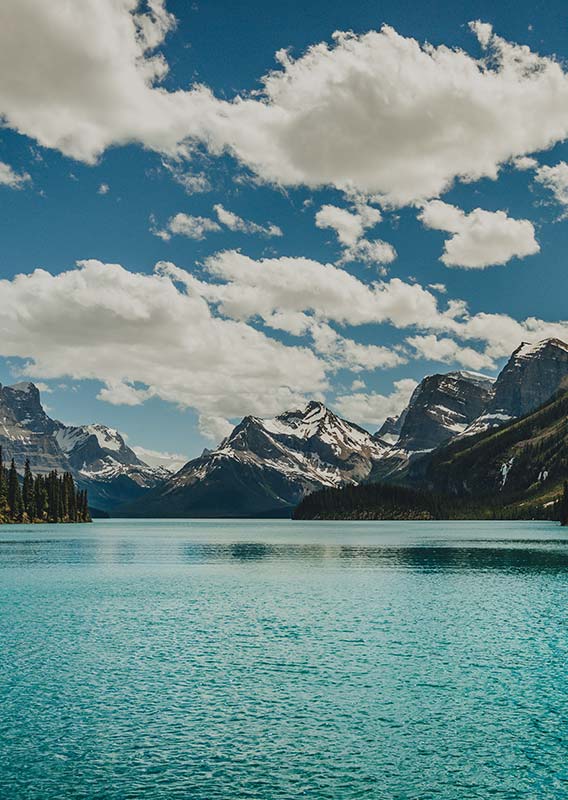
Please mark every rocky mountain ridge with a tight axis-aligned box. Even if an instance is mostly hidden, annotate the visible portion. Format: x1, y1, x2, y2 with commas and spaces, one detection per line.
118, 401, 388, 518
0, 384, 168, 511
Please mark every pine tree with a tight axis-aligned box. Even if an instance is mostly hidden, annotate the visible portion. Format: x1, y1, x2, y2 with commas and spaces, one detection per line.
22, 459, 34, 520
561, 482, 568, 527
0, 446, 7, 521
7, 459, 23, 521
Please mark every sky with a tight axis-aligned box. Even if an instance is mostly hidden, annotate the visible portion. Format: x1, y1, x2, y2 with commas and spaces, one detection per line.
1, 0, 568, 465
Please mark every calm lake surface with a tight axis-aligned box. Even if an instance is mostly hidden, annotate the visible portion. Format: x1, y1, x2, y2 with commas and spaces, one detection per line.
1, 519, 568, 799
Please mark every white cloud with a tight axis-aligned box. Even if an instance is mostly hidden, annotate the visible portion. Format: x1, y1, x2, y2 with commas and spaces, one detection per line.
0, 260, 328, 430
0, 161, 31, 188
98, 182, 110, 195
406, 334, 496, 370
171, 251, 452, 333
419, 200, 539, 268
534, 161, 568, 211
132, 445, 187, 471
512, 156, 538, 171
351, 379, 365, 391
197, 22, 568, 205
153, 212, 221, 241
173, 250, 568, 368
162, 162, 211, 194
3, 8, 568, 206
198, 415, 234, 443
310, 323, 406, 371
213, 204, 282, 237
315, 204, 381, 246
315, 203, 395, 267
337, 238, 397, 268
334, 379, 418, 428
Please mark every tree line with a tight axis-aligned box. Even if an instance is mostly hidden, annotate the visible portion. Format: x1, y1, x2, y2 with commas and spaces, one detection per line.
293, 479, 567, 523
0, 447, 90, 524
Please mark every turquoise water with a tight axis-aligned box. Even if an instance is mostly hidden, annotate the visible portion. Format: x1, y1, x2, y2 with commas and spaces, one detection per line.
1, 519, 568, 799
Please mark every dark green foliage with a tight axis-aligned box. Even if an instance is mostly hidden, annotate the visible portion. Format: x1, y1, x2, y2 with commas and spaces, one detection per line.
294, 482, 446, 521
294, 481, 562, 522
561, 482, 568, 527
0, 452, 90, 525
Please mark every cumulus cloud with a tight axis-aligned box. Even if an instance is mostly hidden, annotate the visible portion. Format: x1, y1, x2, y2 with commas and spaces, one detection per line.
98, 182, 110, 195
169, 251, 452, 334
512, 156, 538, 171
132, 445, 187, 472
0, 260, 328, 432
406, 334, 496, 370
315, 204, 382, 246
171, 250, 568, 367
152, 212, 221, 241
315, 203, 395, 267
334, 379, 418, 428
310, 323, 406, 371
419, 200, 539, 268
213, 204, 282, 237
338, 238, 397, 269
199, 22, 568, 204
3, 7, 568, 205
0, 161, 31, 188
534, 161, 568, 212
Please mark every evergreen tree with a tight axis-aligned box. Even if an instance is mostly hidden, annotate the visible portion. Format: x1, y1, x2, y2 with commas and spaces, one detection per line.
0, 459, 89, 525
7, 459, 23, 521
0, 446, 8, 520
561, 482, 568, 527
22, 459, 34, 519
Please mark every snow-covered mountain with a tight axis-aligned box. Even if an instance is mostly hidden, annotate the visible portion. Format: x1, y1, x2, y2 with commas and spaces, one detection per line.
0, 383, 169, 511
369, 371, 496, 481
119, 401, 388, 518
461, 338, 568, 436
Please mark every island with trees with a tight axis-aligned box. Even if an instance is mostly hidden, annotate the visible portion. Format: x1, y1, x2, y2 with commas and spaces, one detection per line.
0, 447, 90, 524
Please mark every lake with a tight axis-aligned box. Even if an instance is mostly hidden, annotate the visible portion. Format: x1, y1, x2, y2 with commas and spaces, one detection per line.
1, 519, 568, 799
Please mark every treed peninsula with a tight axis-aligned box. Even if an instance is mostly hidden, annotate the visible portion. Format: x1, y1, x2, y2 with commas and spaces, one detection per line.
0, 448, 90, 525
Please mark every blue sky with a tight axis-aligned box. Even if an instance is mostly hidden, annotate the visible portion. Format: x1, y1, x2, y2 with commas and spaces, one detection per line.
1, 0, 568, 464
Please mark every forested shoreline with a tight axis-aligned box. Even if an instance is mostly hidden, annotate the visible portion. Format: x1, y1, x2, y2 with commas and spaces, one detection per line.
0, 447, 90, 524
293, 481, 565, 522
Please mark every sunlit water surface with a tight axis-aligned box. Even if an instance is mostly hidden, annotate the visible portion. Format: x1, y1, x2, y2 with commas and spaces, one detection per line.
1, 519, 568, 799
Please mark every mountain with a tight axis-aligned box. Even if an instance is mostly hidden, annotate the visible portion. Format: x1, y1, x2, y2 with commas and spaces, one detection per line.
0, 382, 69, 473
118, 401, 388, 518
296, 387, 568, 520
463, 338, 568, 436
408, 385, 568, 513
368, 371, 495, 481
54, 423, 170, 510
0, 382, 167, 511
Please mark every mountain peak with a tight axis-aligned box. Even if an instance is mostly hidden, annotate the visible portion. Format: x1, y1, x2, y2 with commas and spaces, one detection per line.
513, 338, 568, 360
8, 381, 38, 394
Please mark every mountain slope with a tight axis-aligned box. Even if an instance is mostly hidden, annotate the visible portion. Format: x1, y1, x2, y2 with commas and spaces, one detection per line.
368, 371, 495, 481
463, 338, 568, 436
119, 401, 388, 518
409, 386, 568, 511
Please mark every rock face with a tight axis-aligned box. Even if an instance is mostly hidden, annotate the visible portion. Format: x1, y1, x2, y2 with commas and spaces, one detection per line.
395, 371, 495, 452
120, 401, 388, 518
461, 339, 568, 437
488, 339, 568, 417
0, 383, 167, 511
412, 385, 568, 508
55, 424, 170, 511
0, 383, 69, 473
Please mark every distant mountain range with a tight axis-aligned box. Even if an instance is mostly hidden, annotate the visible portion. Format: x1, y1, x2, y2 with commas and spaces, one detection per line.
0, 383, 168, 511
119, 402, 388, 518
3, 337, 568, 517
